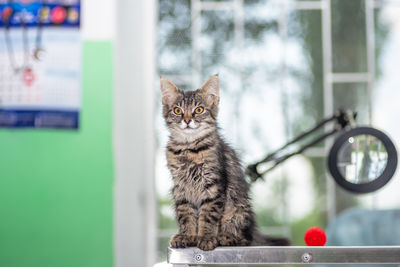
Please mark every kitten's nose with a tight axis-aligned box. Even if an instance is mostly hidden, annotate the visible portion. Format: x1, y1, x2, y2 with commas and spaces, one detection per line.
184, 119, 190, 124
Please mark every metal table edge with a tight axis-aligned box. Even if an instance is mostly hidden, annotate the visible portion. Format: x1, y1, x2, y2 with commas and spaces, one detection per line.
167, 246, 400, 265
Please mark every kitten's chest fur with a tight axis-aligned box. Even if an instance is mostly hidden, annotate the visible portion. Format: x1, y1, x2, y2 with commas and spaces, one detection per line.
166, 140, 221, 207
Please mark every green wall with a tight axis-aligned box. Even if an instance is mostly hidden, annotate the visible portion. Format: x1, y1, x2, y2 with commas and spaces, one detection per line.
0, 42, 113, 267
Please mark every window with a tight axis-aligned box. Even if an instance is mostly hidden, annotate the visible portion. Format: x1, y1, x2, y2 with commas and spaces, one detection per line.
155, 0, 400, 262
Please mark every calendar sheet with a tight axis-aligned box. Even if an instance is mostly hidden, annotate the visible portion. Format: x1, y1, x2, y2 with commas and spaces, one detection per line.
0, 0, 81, 129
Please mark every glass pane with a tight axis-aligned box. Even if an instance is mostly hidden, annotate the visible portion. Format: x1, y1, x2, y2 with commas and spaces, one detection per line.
244, 0, 278, 46
337, 135, 388, 184
286, 10, 325, 142
371, 3, 400, 209
200, 10, 235, 81
331, 0, 367, 73
158, 0, 192, 75
333, 83, 369, 124
241, 0, 285, 161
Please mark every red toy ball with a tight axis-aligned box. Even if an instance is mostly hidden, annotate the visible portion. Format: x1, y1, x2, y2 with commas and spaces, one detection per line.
304, 226, 327, 246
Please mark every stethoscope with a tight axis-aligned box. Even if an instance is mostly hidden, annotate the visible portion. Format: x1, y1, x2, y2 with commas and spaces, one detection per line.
3, 0, 46, 84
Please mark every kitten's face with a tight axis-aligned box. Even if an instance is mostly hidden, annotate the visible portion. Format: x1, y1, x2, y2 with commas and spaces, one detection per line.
161, 75, 220, 143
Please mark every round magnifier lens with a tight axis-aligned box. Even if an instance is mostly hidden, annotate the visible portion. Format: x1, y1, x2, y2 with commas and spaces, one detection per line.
329, 127, 397, 193
337, 135, 388, 184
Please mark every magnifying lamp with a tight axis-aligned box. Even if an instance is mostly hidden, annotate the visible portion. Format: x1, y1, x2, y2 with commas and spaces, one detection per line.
328, 127, 397, 193
246, 109, 398, 194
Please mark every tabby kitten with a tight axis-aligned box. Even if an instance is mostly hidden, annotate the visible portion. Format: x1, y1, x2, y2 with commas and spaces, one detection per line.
161, 75, 290, 251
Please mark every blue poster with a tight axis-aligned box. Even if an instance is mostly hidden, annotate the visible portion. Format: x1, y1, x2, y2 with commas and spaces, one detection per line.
0, 0, 81, 129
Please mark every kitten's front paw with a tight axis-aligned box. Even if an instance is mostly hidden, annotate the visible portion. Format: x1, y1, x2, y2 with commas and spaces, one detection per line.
197, 236, 218, 251
170, 234, 197, 248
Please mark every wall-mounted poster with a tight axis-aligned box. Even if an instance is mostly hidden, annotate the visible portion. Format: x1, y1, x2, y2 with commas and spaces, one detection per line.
0, 0, 81, 129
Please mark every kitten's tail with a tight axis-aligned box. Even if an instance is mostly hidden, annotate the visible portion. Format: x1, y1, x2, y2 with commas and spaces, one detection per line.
252, 231, 291, 246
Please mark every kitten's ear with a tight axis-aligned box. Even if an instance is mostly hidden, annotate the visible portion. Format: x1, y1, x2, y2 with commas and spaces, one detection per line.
200, 75, 219, 106
160, 78, 179, 106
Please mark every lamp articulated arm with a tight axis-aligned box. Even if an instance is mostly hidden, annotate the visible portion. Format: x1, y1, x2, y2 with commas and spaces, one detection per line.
246, 109, 357, 182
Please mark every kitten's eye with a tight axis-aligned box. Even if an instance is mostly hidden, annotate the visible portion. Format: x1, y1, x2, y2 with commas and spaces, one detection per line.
195, 106, 204, 114
173, 107, 182, 115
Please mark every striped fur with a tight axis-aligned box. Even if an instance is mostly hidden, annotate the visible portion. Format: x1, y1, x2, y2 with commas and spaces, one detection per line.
161, 75, 290, 250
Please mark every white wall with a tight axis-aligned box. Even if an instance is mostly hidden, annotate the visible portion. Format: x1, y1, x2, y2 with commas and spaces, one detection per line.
82, 0, 115, 40
114, 1, 157, 267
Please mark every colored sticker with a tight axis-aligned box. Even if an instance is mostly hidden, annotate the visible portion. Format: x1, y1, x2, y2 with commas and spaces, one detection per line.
50, 6, 66, 24
23, 68, 35, 87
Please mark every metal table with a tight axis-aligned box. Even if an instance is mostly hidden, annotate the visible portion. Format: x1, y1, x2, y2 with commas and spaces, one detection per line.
168, 246, 400, 266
